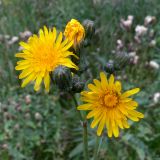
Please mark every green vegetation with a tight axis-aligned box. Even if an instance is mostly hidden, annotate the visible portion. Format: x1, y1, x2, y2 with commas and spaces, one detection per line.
0, 0, 160, 159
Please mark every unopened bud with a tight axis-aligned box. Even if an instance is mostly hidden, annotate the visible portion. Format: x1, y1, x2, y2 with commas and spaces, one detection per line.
104, 61, 115, 74
25, 95, 31, 105
14, 124, 20, 131
153, 92, 160, 104
149, 60, 159, 70
53, 65, 72, 91
2, 144, 8, 150
149, 40, 156, 47
71, 76, 85, 93
24, 113, 31, 119
144, 16, 156, 26
35, 112, 42, 121
120, 15, 134, 31
8, 36, 19, 45
117, 39, 123, 50
83, 19, 95, 38
135, 25, 148, 36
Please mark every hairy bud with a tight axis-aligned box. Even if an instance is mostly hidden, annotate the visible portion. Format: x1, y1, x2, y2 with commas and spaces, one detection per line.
71, 76, 85, 93
53, 66, 72, 91
83, 19, 95, 39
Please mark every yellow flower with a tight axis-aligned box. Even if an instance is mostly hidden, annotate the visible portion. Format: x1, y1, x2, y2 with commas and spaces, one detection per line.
15, 26, 78, 92
64, 19, 85, 47
77, 72, 144, 138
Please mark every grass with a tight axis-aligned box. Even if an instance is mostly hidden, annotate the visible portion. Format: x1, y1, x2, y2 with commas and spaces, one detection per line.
0, 0, 160, 159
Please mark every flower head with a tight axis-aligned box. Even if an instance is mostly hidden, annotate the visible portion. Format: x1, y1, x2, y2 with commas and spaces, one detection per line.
64, 19, 85, 47
77, 72, 144, 137
15, 26, 78, 92
135, 25, 148, 36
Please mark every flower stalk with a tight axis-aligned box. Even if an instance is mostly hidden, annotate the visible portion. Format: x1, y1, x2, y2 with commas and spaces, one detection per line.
83, 120, 89, 160
93, 136, 100, 160
72, 94, 89, 160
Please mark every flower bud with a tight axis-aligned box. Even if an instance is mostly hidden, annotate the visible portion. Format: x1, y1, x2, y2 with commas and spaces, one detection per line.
83, 19, 95, 39
53, 65, 72, 91
144, 16, 156, 26
24, 113, 31, 119
135, 25, 148, 36
35, 112, 43, 121
14, 124, 20, 131
25, 95, 31, 105
149, 40, 156, 47
8, 36, 19, 45
71, 76, 85, 93
153, 92, 160, 104
149, 60, 159, 70
104, 61, 116, 74
2, 144, 8, 150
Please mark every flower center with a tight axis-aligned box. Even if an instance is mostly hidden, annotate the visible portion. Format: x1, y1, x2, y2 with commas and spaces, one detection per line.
104, 93, 118, 108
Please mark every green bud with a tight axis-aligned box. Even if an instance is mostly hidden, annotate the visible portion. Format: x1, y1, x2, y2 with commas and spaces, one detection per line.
53, 65, 72, 91
71, 75, 85, 93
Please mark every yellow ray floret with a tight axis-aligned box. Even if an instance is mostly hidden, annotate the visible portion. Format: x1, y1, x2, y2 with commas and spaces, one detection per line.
15, 26, 78, 92
64, 19, 85, 47
77, 72, 144, 138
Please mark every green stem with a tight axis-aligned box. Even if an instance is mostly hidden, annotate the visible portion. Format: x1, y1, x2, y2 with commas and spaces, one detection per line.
72, 94, 89, 160
71, 93, 83, 120
83, 121, 89, 160
93, 136, 100, 160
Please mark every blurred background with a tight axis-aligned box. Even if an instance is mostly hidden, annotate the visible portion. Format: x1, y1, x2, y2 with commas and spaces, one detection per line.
0, 0, 160, 159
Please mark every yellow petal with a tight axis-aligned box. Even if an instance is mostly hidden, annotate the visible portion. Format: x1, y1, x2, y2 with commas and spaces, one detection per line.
61, 39, 69, 48
109, 74, 114, 85
44, 73, 50, 92
52, 27, 57, 43
128, 110, 144, 118
122, 88, 140, 98
91, 115, 102, 128
107, 119, 113, 138
122, 120, 130, 128
20, 42, 30, 50
116, 119, 124, 129
55, 32, 63, 48
86, 109, 101, 119
61, 58, 79, 70
77, 104, 93, 110
44, 26, 48, 36
34, 76, 42, 91
93, 79, 101, 88
19, 68, 33, 79
118, 105, 128, 115
21, 73, 36, 88
113, 125, 119, 137
39, 29, 45, 39
61, 41, 73, 51
127, 114, 139, 122
88, 84, 101, 92
124, 101, 138, 110
15, 64, 30, 70
115, 81, 121, 92
100, 72, 108, 90
97, 114, 106, 136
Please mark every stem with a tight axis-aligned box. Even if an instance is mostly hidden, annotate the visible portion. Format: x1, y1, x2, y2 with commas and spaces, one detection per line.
83, 121, 89, 160
93, 136, 100, 160
72, 94, 89, 160
71, 94, 83, 120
